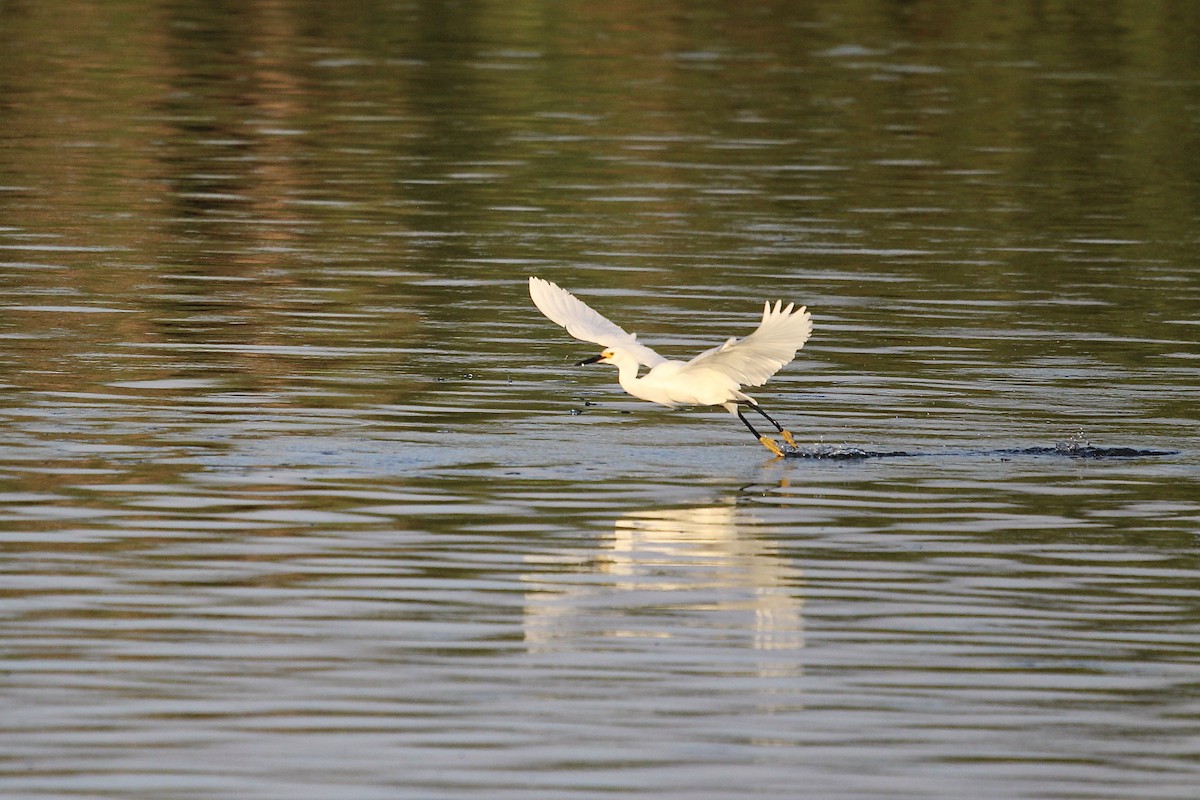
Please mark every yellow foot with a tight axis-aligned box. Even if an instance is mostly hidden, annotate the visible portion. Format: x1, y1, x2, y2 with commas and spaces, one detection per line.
759, 435, 785, 457
781, 430, 797, 448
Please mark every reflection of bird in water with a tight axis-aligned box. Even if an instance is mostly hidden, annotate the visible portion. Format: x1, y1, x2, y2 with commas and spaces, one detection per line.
529, 277, 813, 456
522, 499, 804, 665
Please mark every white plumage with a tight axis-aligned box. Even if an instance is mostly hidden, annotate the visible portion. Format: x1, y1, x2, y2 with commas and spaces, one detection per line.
528, 276, 813, 455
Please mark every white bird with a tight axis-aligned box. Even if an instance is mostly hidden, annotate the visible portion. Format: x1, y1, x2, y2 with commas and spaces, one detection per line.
529, 276, 813, 456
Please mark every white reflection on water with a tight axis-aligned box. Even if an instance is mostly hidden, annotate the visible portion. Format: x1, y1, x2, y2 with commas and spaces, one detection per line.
523, 499, 803, 674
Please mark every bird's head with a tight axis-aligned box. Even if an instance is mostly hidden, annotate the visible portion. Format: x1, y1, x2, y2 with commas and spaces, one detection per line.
575, 348, 614, 366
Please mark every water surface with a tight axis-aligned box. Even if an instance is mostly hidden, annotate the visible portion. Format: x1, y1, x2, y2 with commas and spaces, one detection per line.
1, 2, 1198, 798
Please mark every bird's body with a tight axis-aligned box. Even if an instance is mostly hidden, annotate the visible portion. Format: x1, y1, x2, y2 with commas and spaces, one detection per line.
528, 277, 813, 455
604, 350, 747, 407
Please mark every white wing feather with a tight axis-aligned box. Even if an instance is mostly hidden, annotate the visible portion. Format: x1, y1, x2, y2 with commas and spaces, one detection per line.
685, 300, 812, 387
529, 277, 666, 367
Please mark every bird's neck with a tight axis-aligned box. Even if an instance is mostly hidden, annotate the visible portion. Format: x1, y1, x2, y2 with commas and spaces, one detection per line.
612, 354, 651, 400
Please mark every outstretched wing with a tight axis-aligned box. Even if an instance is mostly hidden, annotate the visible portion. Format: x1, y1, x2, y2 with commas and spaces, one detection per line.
685, 301, 812, 387
529, 277, 666, 367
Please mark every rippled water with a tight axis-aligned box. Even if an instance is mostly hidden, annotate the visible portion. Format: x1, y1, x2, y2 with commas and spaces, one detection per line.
2, 2, 1199, 798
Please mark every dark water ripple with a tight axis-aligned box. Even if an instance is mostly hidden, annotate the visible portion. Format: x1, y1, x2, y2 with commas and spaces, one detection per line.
784, 441, 1181, 460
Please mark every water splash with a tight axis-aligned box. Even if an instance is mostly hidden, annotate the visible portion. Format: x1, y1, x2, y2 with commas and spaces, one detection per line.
783, 444, 910, 460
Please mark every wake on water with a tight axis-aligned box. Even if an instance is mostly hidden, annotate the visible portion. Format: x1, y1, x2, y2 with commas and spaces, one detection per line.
783, 437, 1177, 461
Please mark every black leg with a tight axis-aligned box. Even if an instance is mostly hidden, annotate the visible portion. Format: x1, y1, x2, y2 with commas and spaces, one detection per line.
736, 408, 765, 439
744, 401, 785, 434
737, 408, 785, 456
743, 401, 796, 448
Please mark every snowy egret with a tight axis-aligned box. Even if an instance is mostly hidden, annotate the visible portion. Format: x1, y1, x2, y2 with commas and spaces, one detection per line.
528, 277, 813, 456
